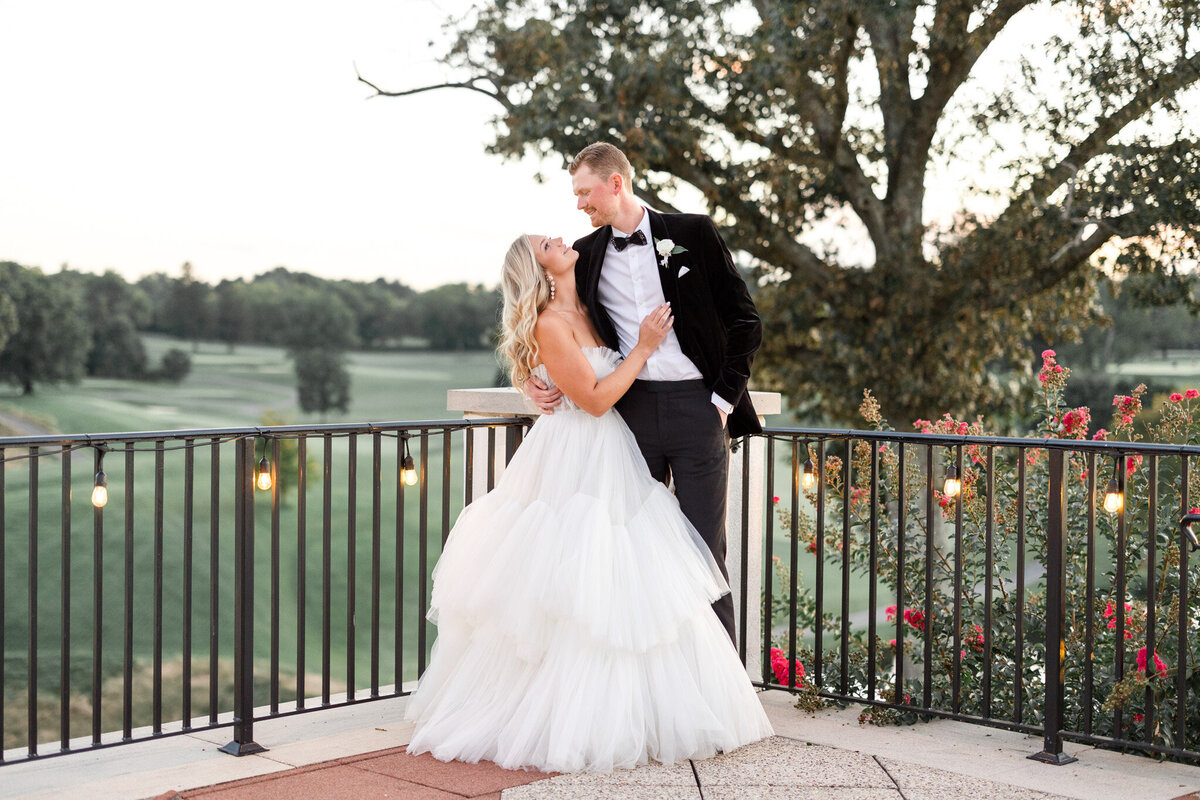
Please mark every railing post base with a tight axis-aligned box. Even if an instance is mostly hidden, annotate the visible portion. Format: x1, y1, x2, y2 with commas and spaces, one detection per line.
219, 740, 268, 757
1027, 750, 1077, 766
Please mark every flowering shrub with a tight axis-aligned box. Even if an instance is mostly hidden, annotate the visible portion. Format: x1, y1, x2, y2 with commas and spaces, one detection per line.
767, 350, 1200, 753
770, 647, 805, 685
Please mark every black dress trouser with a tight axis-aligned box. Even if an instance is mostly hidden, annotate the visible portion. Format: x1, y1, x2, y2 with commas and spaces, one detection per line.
615, 379, 736, 645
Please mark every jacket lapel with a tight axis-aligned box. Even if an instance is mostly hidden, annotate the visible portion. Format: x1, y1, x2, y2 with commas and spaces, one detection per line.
587, 226, 620, 351
647, 209, 679, 306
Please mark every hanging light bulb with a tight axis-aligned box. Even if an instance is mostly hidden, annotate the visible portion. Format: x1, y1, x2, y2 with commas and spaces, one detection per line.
91, 470, 108, 508
801, 458, 816, 490
256, 456, 273, 492
1103, 476, 1124, 514
401, 437, 418, 487
943, 464, 961, 498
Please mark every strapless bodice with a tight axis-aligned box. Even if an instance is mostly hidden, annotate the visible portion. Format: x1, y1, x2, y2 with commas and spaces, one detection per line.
532, 347, 623, 413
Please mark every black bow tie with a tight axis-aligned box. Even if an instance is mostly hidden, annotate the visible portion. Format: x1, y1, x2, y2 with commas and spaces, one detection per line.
612, 230, 647, 252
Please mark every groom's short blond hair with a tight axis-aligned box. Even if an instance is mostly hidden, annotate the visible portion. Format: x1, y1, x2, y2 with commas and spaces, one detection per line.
569, 142, 633, 185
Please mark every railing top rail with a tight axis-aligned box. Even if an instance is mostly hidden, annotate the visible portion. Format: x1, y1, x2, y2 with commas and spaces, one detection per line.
0, 417, 531, 449
758, 425, 1200, 457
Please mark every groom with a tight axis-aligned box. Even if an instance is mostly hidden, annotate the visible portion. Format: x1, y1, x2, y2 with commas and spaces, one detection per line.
526, 142, 762, 645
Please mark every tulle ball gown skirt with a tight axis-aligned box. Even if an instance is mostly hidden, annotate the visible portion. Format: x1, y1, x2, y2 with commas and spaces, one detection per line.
404, 405, 773, 773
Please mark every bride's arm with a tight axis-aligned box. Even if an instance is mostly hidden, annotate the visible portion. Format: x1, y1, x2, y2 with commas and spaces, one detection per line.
533, 304, 673, 418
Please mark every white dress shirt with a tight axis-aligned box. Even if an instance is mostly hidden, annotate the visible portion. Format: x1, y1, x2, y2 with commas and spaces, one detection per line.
598, 208, 733, 414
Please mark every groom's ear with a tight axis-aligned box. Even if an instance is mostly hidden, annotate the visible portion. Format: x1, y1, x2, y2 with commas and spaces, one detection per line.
609, 172, 626, 195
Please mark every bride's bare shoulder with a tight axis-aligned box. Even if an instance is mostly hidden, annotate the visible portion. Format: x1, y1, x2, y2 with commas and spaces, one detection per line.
533, 309, 570, 340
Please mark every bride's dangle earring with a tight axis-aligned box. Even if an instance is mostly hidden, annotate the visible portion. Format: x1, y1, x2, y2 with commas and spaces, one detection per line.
545, 271, 556, 301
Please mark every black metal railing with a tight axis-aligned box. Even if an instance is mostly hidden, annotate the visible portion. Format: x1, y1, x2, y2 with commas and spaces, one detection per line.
0, 418, 527, 764
5, 419, 1199, 767
747, 427, 1200, 765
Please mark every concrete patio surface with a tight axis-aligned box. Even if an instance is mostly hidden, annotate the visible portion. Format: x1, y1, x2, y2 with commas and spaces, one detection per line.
1, 689, 1198, 800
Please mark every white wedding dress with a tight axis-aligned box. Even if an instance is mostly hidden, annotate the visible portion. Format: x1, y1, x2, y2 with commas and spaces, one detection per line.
404, 346, 773, 773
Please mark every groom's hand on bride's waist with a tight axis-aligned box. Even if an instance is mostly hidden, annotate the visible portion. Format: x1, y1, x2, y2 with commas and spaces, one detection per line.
524, 376, 563, 414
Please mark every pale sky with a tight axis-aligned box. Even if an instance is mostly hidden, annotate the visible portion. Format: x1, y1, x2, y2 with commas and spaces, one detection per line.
4, 3, 1185, 292
0, 0, 585, 291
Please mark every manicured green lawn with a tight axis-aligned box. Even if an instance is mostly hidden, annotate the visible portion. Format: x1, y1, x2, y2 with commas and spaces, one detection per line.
1, 337, 501, 748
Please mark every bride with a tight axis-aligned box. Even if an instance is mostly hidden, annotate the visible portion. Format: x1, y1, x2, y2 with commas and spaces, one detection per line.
403, 233, 773, 773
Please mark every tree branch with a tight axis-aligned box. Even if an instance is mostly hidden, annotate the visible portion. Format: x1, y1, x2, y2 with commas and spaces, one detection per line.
1014, 48, 1200, 211
355, 66, 513, 111
651, 145, 833, 287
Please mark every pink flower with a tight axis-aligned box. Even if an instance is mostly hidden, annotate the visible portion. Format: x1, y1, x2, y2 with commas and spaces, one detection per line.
889, 638, 897, 648
885, 605, 897, 622
1187, 389, 1199, 399
1171, 393, 1184, 403
1092, 429, 1109, 441
1136, 646, 1168, 679
903, 609, 926, 631
1121, 415, 1133, 424
1042, 349, 1056, 359
773, 495, 780, 504
968, 624, 985, 651
1127, 454, 1143, 476
1133, 713, 1144, 722
770, 647, 805, 684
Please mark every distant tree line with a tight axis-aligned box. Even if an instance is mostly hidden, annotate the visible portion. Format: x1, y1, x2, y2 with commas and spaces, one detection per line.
137, 263, 499, 354
0, 260, 501, 398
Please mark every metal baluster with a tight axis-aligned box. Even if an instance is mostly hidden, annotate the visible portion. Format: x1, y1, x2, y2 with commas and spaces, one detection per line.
952, 445, 963, 714
1175, 457, 1189, 751
153, 440, 164, 734
219, 438, 265, 756
28, 447, 39, 755
322, 434, 332, 706
59, 446, 71, 751
923, 445, 934, 711
395, 434, 406, 692
1114, 455, 1127, 738
1083, 451, 1095, 735
814, 440, 826, 689
418, 432, 430, 675
895, 443, 906, 704
442, 430, 452, 549
1015, 448, 1026, 724
1144, 454, 1158, 743
122, 443, 133, 741
209, 438, 220, 725
840, 440, 852, 695
347, 435, 357, 702
91, 447, 103, 745
983, 446, 994, 718
761, 435, 775, 685
868, 442, 878, 702
270, 437, 280, 715
371, 432, 382, 698
739, 438, 750, 663
183, 441, 194, 729
788, 439, 799, 689
1029, 449, 1075, 764
296, 436, 307, 710
0, 446, 6, 761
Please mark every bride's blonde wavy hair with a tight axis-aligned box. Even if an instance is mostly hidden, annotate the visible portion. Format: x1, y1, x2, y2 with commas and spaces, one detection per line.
498, 235, 553, 390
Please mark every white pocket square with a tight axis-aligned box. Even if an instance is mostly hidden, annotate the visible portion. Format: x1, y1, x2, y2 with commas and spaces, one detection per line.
677, 266, 691, 277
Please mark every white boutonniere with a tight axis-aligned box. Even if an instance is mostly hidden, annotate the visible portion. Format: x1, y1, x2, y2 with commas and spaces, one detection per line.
655, 238, 688, 270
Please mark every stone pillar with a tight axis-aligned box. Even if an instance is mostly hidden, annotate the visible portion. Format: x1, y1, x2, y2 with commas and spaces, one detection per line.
447, 386, 782, 680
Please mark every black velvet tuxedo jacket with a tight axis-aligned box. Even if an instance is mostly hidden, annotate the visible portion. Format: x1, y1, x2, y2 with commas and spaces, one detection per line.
572, 208, 763, 438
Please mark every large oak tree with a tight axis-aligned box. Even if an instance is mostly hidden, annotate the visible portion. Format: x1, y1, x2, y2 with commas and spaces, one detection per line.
364, 0, 1200, 424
